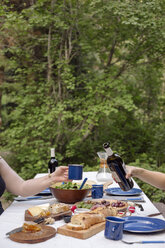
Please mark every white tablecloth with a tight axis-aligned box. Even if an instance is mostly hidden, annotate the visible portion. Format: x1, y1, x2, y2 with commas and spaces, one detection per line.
0, 171, 165, 248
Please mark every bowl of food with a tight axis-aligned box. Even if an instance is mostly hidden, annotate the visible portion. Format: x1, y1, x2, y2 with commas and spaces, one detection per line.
50, 182, 91, 204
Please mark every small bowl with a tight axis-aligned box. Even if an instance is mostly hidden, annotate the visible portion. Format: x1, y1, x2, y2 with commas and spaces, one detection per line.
50, 187, 91, 204
75, 208, 91, 214
63, 215, 72, 223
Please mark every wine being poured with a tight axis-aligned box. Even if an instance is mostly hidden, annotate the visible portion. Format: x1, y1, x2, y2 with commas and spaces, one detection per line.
103, 142, 134, 191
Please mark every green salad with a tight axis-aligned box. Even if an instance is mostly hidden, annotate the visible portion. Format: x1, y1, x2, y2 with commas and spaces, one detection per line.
53, 181, 91, 190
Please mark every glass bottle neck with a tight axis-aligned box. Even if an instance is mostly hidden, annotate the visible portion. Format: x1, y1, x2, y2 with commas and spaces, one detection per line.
50, 148, 55, 157
105, 147, 113, 156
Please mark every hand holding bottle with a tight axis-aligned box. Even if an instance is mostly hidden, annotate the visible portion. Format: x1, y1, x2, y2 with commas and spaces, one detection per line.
125, 165, 165, 190
103, 142, 134, 191
125, 165, 137, 179
112, 165, 131, 182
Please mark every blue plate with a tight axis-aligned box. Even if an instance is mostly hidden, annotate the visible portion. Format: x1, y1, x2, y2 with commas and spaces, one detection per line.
123, 216, 165, 233
105, 187, 142, 196
36, 188, 51, 196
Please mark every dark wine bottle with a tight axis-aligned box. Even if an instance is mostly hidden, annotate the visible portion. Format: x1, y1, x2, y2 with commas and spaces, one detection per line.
48, 148, 58, 173
103, 142, 134, 191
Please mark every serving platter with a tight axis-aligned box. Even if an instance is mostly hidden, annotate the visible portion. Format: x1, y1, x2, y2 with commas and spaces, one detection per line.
57, 198, 129, 239
75, 199, 128, 213
9, 225, 56, 244
25, 209, 72, 222
57, 222, 105, 239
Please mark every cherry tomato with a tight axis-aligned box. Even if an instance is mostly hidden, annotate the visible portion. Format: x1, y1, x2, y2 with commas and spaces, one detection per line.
128, 206, 135, 213
71, 205, 77, 213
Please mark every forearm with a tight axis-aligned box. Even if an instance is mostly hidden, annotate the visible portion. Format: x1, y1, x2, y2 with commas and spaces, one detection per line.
2, 169, 53, 197
16, 167, 69, 196
0, 157, 69, 197
128, 167, 165, 190
18, 175, 53, 197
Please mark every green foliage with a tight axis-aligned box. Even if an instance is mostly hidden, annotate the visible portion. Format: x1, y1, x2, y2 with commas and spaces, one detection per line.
0, 0, 165, 204
2, 191, 15, 202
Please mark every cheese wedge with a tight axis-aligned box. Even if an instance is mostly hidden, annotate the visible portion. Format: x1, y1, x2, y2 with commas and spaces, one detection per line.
27, 206, 44, 217
37, 203, 50, 211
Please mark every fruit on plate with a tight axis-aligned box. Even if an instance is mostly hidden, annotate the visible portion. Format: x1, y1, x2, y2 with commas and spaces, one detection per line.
76, 199, 128, 212
76, 201, 93, 209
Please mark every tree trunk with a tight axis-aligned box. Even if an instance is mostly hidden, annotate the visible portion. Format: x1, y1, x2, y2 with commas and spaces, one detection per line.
0, 66, 4, 126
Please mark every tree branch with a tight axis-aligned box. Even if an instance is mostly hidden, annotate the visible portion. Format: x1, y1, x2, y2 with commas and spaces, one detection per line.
106, 38, 117, 67
0, 66, 4, 126
113, 63, 127, 80
47, 25, 52, 84
47, 0, 56, 84
81, 124, 95, 143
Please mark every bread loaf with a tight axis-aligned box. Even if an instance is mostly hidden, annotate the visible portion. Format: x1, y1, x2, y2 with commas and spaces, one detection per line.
67, 212, 104, 230
65, 223, 85, 231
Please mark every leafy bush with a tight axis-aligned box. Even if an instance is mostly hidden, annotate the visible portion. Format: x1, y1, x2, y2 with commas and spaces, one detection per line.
0, 0, 165, 203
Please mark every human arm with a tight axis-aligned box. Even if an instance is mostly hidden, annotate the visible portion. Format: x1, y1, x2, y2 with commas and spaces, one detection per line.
0, 157, 70, 197
126, 165, 165, 190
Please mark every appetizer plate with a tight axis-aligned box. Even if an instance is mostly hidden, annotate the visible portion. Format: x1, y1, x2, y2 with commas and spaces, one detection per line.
75, 208, 91, 214
25, 209, 72, 222
36, 188, 51, 196
9, 226, 56, 243
123, 216, 165, 233
105, 187, 142, 196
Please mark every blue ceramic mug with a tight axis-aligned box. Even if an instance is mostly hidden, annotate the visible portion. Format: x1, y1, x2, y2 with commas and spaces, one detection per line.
92, 184, 103, 199
104, 216, 125, 240
68, 164, 83, 180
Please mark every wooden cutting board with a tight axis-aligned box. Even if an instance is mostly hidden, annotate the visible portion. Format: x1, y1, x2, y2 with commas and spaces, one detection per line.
57, 222, 105, 239
9, 226, 56, 244
25, 209, 72, 221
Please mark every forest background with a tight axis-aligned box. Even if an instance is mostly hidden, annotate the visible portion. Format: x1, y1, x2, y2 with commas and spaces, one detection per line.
0, 0, 165, 203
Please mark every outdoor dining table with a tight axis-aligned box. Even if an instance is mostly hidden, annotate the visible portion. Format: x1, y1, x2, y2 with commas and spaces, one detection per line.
0, 171, 165, 248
